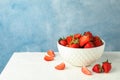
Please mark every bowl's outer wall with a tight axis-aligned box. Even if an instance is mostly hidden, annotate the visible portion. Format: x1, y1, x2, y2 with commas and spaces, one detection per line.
57, 41, 105, 66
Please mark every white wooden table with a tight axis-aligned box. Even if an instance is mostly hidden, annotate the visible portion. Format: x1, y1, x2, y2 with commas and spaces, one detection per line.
0, 52, 120, 80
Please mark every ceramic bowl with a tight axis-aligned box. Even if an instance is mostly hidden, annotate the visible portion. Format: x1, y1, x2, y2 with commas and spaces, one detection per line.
57, 40, 105, 66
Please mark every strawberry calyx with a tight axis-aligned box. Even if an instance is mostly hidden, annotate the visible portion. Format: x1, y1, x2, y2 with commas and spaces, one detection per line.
102, 60, 107, 63
58, 37, 65, 42
102, 59, 111, 64
71, 38, 79, 44
59, 37, 67, 46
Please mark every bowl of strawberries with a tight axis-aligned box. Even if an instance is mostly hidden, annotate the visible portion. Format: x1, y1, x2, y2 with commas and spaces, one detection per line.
57, 31, 105, 66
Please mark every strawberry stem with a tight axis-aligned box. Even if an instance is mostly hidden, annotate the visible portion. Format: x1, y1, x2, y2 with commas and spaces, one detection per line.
106, 59, 108, 62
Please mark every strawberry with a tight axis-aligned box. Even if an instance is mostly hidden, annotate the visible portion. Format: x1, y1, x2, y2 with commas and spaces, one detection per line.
81, 66, 92, 75
79, 35, 90, 47
92, 64, 103, 73
59, 38, 67, 46
70, 43, 80, 48
44, 55, 54, 61
58, 31, 103, 48
93, 36, 103, 47
74, 33, 81, 39
47, 50, 55, 57
84, 31, 93, 40
66, 35, 73, 45
102, 60, 112, 73
55, 62, 65, 70
84, 42, 94, 48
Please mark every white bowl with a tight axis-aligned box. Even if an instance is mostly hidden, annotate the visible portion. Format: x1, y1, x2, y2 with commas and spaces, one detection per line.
57, 40, 105, 66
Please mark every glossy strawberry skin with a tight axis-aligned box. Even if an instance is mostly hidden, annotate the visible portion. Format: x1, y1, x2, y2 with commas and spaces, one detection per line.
102, 60, 112, 73
74, 33, 81, 39
79, 35, 90, 47
84, 42, 94, 48
58, 31, 103, 48
92, 64, 103, 73
59, 39, 67, 46
70, 43, 80, 48
93, 36, 103, 47
66, 36, 73, 45
84, 31, 93, 40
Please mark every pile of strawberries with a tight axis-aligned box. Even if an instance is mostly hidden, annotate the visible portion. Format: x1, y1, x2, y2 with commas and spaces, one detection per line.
59, 31, 103, 48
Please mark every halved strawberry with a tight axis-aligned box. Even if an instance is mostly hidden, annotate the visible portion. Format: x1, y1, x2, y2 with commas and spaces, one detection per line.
44, 55, 54, 61
55, 62, 65, 70
47, 50, 55, 57
79, 35, 90, 47
81, 66, 92, 75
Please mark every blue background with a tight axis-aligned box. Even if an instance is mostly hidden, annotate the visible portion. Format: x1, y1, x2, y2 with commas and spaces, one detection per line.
0, 0, 120, 73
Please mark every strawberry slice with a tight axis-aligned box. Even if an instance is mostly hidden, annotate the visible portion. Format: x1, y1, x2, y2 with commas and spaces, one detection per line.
81, 66, 92, 75
55, 62, 65, 70
47, 50, 55, 57
44, 55, 54, 61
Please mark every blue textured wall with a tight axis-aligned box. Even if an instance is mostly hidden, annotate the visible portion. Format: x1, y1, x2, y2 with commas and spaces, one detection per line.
0, 0, 120, 73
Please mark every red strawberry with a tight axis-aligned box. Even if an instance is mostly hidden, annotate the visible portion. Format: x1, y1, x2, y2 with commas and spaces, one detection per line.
70, 43, 80, 48
59, 38, 67, 46
92, 64, 103, 73
47, 50, 55, 57
102, 60, 112, 73
44, 55, 54, 61
93, 36, 103, 47
74, 33, 81, 39
81, 66, 92, 75
55, 62, 65, 70
84, 31, 93, 40
79, 35, 90, 47
66, 35, 73, 45
84, 42, 94, 48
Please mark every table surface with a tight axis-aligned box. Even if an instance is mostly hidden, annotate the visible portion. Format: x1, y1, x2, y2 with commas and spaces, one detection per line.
0, 52, 120, 80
